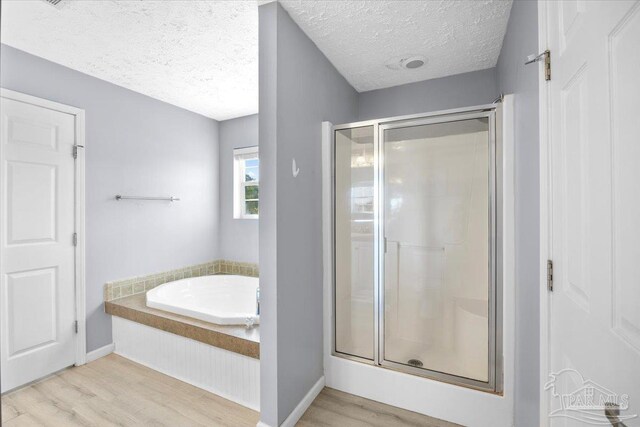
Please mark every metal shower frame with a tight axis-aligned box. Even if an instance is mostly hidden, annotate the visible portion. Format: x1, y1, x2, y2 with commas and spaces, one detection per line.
331, 103, 504, 393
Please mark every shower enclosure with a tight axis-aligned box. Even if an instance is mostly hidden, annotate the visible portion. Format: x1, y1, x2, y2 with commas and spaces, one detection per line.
332, 105, 502, 392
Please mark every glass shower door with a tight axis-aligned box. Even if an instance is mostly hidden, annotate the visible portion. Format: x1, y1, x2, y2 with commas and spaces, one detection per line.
380, 114, 495, 387
334, 125, 375, 360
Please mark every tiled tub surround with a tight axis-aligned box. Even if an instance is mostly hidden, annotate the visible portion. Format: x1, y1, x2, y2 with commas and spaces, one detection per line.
104, 259, 260, 358
103, 259, 258, 302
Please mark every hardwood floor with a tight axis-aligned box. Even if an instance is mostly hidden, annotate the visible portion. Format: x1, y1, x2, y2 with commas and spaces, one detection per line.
2, 354, 456, 426
1, 354, 259, 427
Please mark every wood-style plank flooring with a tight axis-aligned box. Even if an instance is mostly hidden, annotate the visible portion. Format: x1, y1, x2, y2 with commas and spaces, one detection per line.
2, 354, 456, 426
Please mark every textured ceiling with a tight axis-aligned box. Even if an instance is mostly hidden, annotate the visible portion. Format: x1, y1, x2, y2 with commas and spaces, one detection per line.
279, 0, 513, 92
2, 1, 512, 118
1, 1, 258, 121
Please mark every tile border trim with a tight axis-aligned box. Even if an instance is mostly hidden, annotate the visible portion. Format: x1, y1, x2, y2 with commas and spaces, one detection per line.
103, 260, 258, 302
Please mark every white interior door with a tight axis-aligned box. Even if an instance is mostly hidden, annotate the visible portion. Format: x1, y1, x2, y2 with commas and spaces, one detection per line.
546, 1, 640, 425
1, 95, 78, 392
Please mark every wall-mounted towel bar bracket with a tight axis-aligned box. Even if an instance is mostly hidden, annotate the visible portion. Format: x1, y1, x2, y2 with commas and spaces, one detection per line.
115, 195, 180, 202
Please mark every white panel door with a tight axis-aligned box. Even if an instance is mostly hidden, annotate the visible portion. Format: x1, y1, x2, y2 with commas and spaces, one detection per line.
546, 1, 640, 425
1, 96, 77, 392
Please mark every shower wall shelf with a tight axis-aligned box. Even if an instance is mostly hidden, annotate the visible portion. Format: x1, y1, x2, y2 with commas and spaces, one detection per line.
115, 195, 180, 202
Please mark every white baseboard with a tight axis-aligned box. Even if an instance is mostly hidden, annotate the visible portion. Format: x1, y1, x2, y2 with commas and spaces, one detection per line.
85, 343, 115, 363
255, 376, 324, 427
280, 375, 325, 427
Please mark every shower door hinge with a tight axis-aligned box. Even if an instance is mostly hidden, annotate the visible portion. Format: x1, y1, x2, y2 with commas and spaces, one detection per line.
74, 320, 79, 334
547, 259, 554, 292
73, 232, 78, 246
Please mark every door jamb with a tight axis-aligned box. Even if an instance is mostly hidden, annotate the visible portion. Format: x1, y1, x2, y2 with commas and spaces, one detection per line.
537, 1, 551, 425
0, 88, 87, 367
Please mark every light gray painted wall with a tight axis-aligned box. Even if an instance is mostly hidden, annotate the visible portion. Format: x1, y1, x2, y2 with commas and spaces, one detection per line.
258, 3, 279, 425
219, 114, 259, 264
496, 1, 540, 425
258, 3, 359, 425
358, 68, 498, 121
0, 44, 220, 352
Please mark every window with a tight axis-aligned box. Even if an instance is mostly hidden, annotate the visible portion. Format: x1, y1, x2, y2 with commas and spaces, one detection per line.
233, 146, 259, 219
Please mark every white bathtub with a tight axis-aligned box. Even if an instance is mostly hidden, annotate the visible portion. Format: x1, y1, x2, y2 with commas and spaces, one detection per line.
146, 275, 259, 325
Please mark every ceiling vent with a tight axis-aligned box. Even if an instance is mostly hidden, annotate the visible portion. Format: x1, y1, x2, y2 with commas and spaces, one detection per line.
385, 55, 427, 71
40, 0, 65, 8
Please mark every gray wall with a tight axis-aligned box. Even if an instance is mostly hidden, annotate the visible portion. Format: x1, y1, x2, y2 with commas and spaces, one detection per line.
258, 3, 359, 425
258, 3, 279, 424
0, 44, 220, 352
358, 68, 498, 120
496, 1, 540, 425
219, 114, 259, 264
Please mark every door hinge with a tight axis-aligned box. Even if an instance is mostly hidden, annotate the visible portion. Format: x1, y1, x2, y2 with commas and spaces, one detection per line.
73, 232, 78, 246
547, 259, 554, 291
544, 50, 551, 81
525, 50, 551, 81
74, 320, 79, 334
384, 237, 387, 253
72, 145, 84, 159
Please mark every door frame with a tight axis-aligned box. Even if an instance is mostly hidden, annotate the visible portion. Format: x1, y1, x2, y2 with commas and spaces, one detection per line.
0, 88, 87, 367
537, 1, 552, 425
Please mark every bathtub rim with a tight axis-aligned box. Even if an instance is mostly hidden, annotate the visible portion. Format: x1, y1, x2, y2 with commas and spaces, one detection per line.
146, 274, 260, 326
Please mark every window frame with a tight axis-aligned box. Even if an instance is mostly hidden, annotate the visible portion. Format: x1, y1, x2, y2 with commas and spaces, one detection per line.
233, 146, 259, 219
